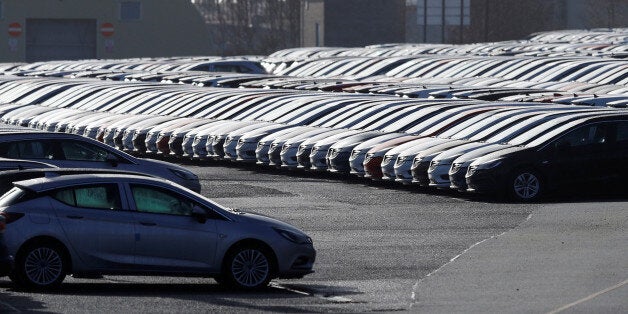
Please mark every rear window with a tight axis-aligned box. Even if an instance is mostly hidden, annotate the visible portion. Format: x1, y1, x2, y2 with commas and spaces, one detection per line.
0, 140, 57, 159
51, 184, 121, 210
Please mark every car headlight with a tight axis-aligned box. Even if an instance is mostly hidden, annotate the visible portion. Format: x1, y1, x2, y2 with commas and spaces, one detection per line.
451, 162, 463, 173
412, 156, 422, 167
273, 227, 312, 244
169, 168, 198, 180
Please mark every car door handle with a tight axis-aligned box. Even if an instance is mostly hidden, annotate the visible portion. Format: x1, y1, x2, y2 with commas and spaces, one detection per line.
66, 215, 83, 219
140, 222, 157, 226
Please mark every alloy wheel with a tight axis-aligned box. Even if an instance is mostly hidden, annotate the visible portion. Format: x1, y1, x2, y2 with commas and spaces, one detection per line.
230, 249, 270, 288
24, 247, 64, 286
513, 172, 541, 200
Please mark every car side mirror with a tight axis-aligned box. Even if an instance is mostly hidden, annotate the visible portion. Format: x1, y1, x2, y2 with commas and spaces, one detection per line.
106, 153, 119, 167
191, 206, 207, 224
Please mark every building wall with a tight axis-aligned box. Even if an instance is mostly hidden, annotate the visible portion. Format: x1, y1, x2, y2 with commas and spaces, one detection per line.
301, 0, 405, 47
324, 0, 405, 47
0, 0, 211, 62
405, 0, 627, 44
301, 0, 325, 47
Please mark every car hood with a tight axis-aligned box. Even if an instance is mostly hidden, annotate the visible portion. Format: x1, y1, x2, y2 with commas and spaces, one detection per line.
328, 131, 383, 149
232, 211, 306, 234
137, 157, 195, 176
368, 135, 423, 153
472, 145, 528, 165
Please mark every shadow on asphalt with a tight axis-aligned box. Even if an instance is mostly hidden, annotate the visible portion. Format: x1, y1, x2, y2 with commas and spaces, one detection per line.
0, 279, 291, 296
0, 281, 318, 313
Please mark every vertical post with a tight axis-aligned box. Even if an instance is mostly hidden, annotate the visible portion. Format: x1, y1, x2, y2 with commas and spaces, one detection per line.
441, 0, 446, 43
423, 0, 428, 42
315, 22, 320, 47
300, 0, 304, 47
459, 0, 464, 43
484, 0, 489, 42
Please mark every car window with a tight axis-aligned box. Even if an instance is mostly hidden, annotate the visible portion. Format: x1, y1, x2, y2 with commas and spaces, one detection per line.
616, 122, 628, 142
0, 140, 57, 159
52, 184, 121, 210
60, 140, 109, 161
131, 184, 193, 216
214, 65, 239, 73
553, 123, 608, 148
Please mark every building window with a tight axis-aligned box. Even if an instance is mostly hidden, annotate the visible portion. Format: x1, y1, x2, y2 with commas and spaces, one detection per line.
415, 0, 470, 43
120, 1, 141, 21
417, 0, 470, 26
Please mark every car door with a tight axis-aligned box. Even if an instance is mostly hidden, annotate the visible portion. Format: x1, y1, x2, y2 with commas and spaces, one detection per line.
126, 183, 219, 272
542, 122, 614, 186
604, 121, 628, 180
50, 183, 136, 269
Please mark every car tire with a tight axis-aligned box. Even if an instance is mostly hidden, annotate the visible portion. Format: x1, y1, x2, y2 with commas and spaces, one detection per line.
12, 242, 67, 290
508, 169, 543, 202
221, 245, 274, 290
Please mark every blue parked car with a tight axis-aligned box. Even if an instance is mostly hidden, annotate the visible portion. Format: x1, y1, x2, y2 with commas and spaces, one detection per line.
0, 213, 14, 277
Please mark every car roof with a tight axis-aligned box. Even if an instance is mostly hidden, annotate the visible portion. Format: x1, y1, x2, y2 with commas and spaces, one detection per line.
0, 129, 89, 138
0, 157, 57, 170
13, 173, 169, 193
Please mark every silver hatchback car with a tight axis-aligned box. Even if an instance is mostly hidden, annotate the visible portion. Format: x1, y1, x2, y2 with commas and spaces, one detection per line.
0, 174, 315, 290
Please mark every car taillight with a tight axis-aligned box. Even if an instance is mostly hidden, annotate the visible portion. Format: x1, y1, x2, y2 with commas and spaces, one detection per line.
1, 212, 25, 224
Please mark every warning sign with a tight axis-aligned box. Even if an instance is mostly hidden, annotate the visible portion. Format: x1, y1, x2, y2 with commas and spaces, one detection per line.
8, 22, 22, 37
100, 22, 114, 37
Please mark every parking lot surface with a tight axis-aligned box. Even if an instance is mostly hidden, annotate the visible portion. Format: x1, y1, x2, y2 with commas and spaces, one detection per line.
0, 162, 625, 313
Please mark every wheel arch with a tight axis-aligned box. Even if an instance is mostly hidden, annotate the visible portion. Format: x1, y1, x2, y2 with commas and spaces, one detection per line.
509, 164, 549, 185
221, 238, 279, 276
507, 165, 547, 201
16, 236, 73, 273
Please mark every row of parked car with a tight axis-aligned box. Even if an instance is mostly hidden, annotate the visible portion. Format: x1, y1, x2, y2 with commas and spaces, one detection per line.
0, 28, 624, 204
0, 74, 625, 202
0, 28, 625, 291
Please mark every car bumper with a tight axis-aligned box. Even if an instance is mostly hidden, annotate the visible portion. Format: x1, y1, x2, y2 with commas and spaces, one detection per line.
277, 246, 316, 279
428, 165, 452, 189
363, 156, 384, 179
348, 154, 367, 176
449, 166, 468, 191
411, 161, 431, 186
267, 145, 283, 166
466, 169, 501, 194
327, 152, 351, 173
308, 150, 328, 171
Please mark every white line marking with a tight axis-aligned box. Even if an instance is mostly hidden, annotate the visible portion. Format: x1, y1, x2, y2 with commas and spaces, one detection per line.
410, 213, 533, 308
271, 283, 357, 303
0, 299, 20, 313
546, 278, 628, 314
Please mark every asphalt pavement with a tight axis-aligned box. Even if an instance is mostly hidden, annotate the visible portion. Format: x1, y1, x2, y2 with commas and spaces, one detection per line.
0, 162, 625, 313
411, 201, 627, 313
